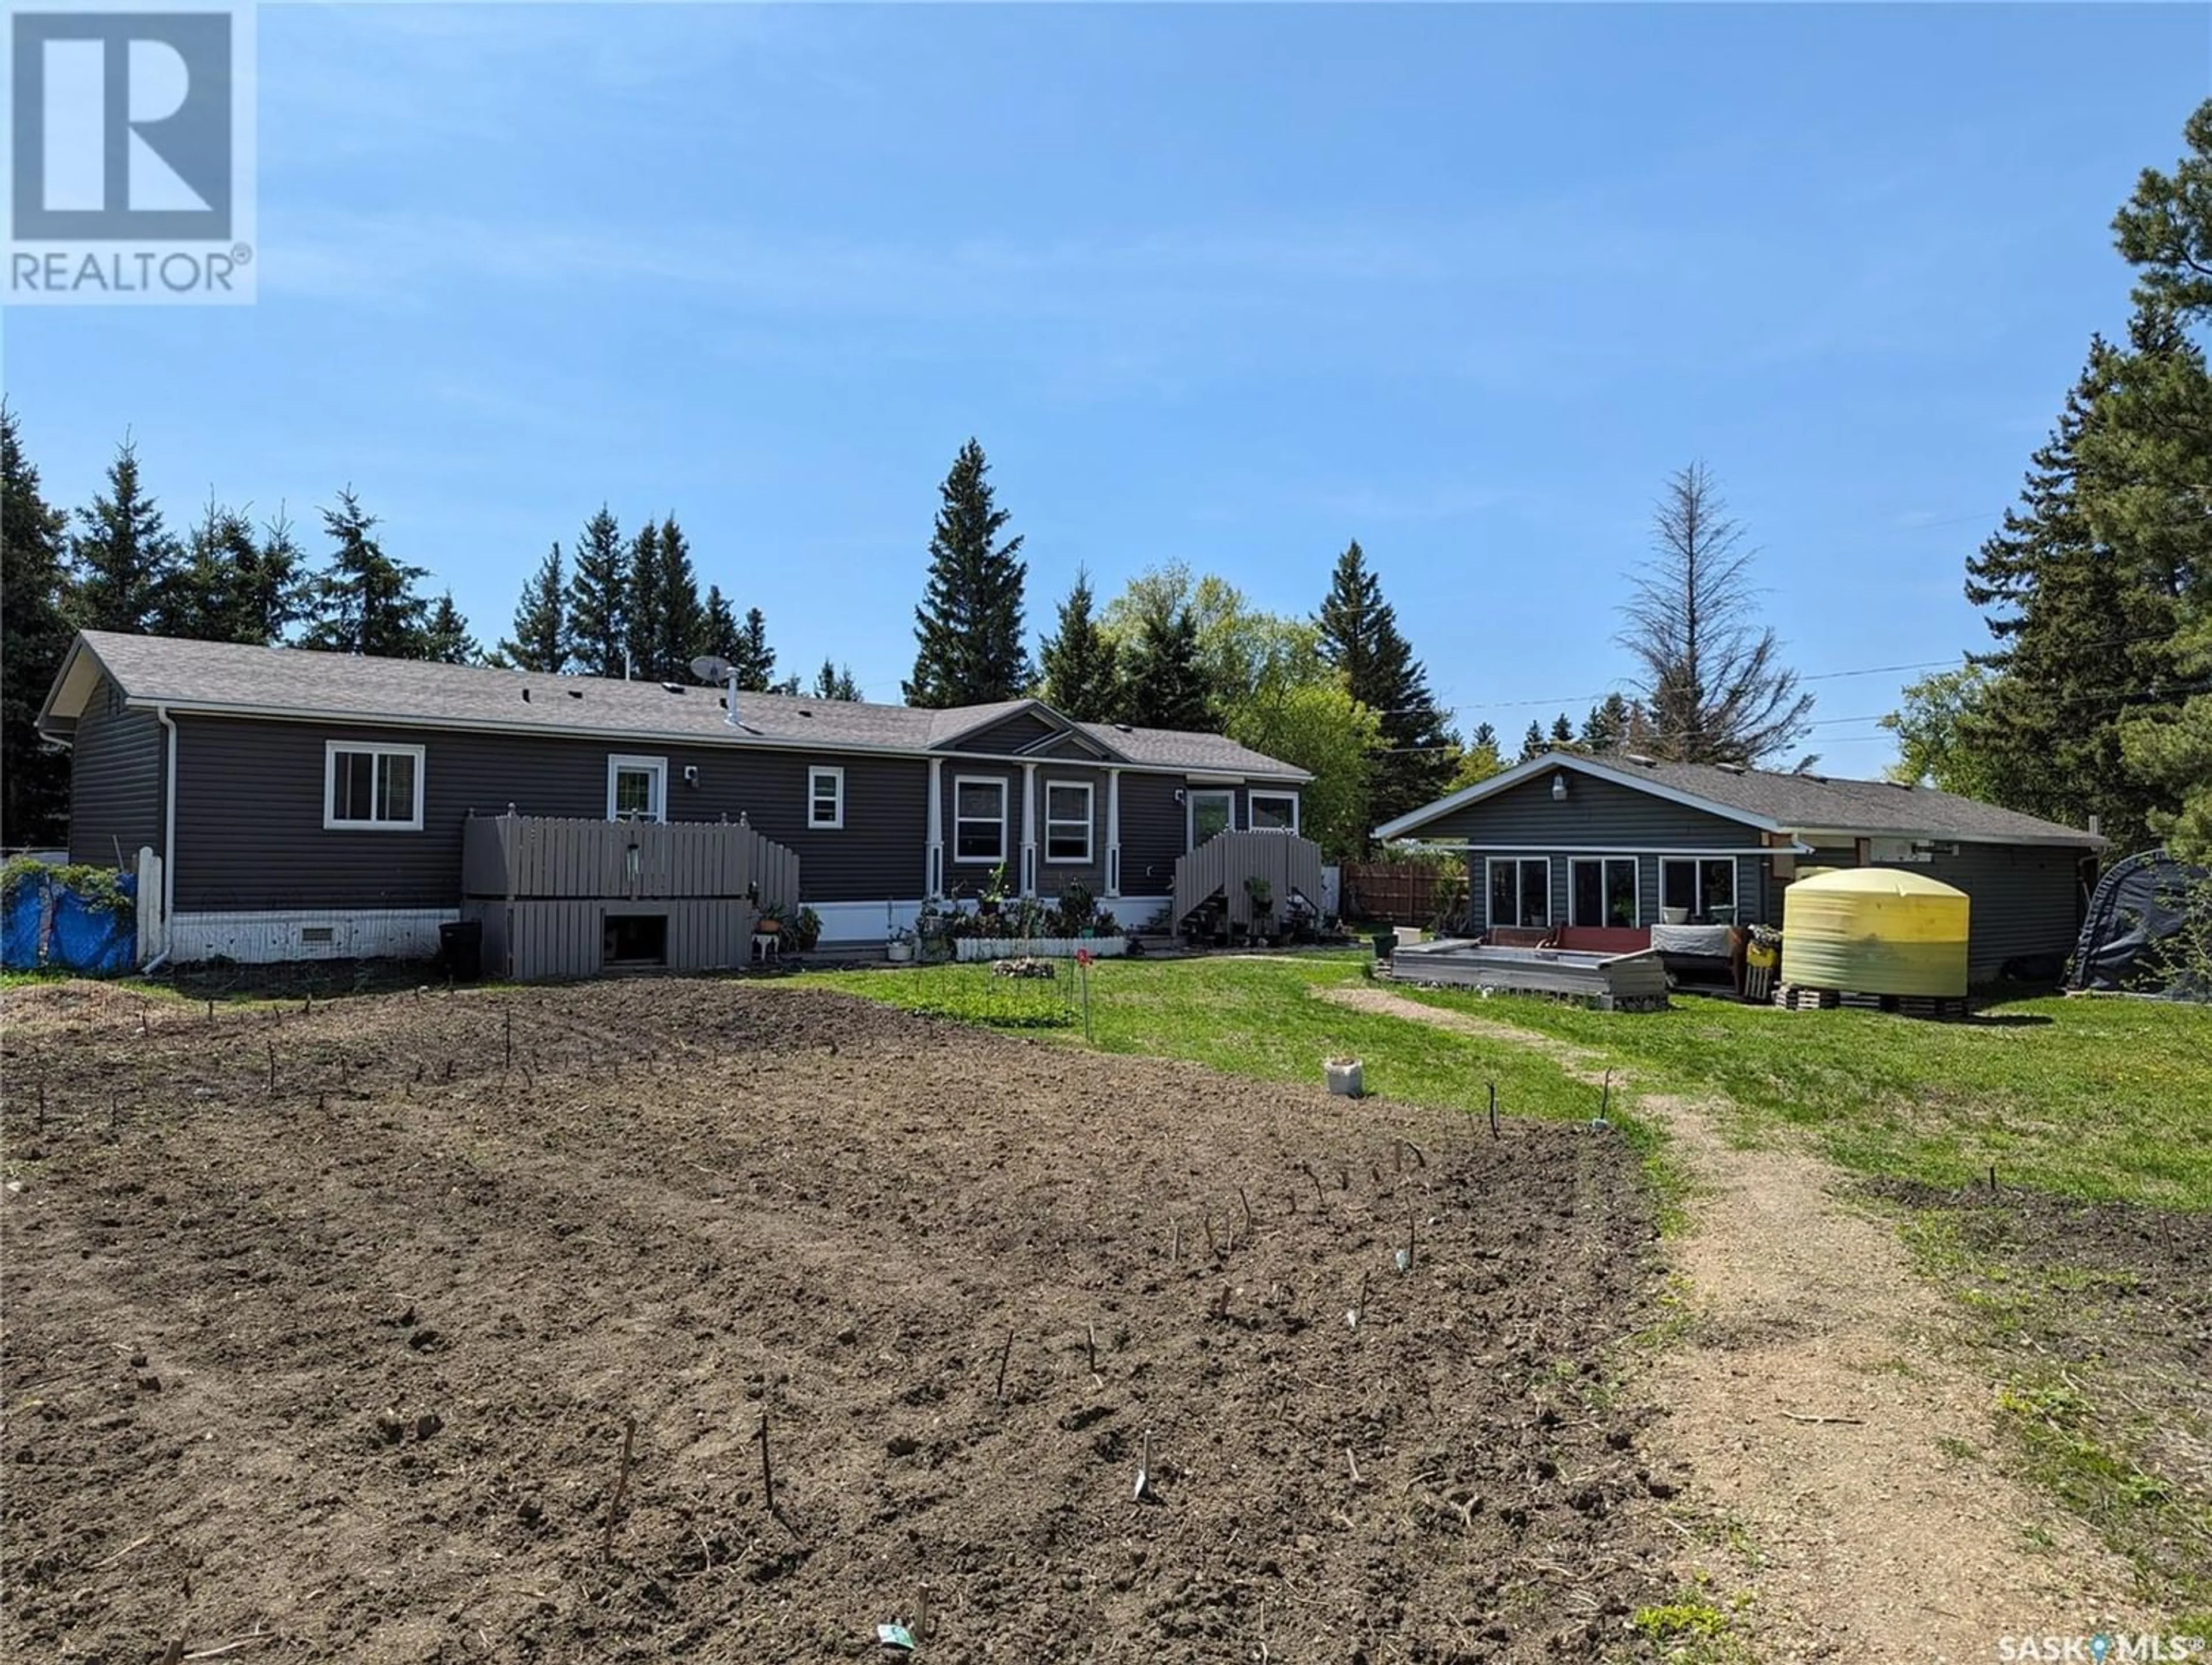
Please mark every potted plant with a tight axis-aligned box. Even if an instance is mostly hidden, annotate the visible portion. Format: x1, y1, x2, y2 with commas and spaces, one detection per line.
793, 906, 823, 952
886, 925, 916, 964
1324, 1055, 1364, 1097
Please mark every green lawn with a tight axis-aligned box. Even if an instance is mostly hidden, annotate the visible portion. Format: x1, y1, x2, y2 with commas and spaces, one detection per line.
1393, 985, 2212, 1210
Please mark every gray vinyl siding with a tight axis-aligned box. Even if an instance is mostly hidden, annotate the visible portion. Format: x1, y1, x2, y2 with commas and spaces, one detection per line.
1766, 841, 2086, 981
1117, 773, 1185, 896
1416, 770, 1764, 850
66, 675, 164, 868
945, 710, 1060, 755
169, 717, 927, 911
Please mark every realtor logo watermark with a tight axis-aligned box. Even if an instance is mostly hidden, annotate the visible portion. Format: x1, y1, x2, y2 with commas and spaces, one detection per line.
1998, 1634, 2207, 1663
5, 1, 256, 303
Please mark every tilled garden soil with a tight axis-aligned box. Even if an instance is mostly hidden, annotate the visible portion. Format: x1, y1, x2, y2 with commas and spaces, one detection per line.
1, 979, 1676, 1663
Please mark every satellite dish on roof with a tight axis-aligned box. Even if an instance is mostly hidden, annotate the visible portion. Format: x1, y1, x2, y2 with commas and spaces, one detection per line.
691, 655, 732, 683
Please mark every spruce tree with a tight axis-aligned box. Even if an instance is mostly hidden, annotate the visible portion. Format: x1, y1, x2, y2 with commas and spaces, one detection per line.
810, 659, 862, 701
1520, 720, 1547, 761
422, 591, 480, 664
1580, 693, 1635, 754
1119, 606, 1210, 730
1550, 712, 1575, 747
730, 608, 777, 693
70, 434, 178, 633
1959, 334, 2184, 850
700, 585, 739, 667
654, 515, 704, 680
565, 506, 627, 678
502, 543, 567, 672
155, 497, 305, 645
1038, 567, 1121, 720
1, 406, 74, 845
302, 488, 431, 657
905, 438, 1030, 707
1315, 540, 1457, 824
626, 520, 664, 681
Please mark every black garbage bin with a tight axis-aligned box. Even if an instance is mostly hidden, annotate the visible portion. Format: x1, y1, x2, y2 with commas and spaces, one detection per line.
440, 919, 484, 982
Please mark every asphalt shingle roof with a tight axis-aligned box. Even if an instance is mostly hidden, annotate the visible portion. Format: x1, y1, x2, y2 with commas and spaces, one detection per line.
54, 632, 1308, 779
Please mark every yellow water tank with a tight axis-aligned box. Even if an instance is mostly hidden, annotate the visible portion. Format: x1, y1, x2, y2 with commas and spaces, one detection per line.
1780, 868, 1969, 998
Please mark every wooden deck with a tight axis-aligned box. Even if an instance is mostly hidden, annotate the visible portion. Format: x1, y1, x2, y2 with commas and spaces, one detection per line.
460, 812, 799, 980
1170, 830, 1326, 934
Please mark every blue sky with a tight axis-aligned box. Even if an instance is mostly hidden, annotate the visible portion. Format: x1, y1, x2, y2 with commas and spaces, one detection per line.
5, 2, 2207, 774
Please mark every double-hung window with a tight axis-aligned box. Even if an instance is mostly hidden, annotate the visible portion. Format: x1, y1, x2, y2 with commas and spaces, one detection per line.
1570, 857, 1639, 928
1487, 857, 1551, 929
1044, 781, 1092, 863
808, 766, 844, 830
954, 777, 1007, 864
607, 755, 667, 822
1660, 858, 1738, 922
325, 741, 423, 831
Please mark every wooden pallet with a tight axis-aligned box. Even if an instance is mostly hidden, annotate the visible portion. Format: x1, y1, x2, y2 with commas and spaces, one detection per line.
1772, 983, 1967, 1020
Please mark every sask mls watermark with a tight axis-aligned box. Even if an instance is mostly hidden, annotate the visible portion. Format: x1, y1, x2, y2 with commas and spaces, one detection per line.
5, 1, 256, 304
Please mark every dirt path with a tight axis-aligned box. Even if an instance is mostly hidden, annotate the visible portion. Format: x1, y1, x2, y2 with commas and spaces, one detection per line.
1322, 985, 2151, 1662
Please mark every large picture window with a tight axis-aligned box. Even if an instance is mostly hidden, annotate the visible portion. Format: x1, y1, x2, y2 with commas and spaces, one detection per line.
954, 777, 1007, 863
1660, 857, 1738, 922
1570, 857, 1639, 928
606, 755, 667, 822
325, 741, 423, 831
1044, 781, 1093, 863
1486, 857, 1551, 930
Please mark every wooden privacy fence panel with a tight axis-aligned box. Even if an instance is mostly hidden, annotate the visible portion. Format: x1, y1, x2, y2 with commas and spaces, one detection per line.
1171, 831, 1327, 933
1340, 860, 1452, 926
461, 813, 800, 980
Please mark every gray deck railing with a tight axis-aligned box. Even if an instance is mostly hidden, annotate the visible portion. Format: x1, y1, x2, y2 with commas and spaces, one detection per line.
462, 812, 800, 907
1170, 830, 1326, 934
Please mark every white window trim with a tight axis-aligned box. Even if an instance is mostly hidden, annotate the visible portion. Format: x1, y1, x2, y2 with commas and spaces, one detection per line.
1187, 788, 1236, 848
952, 774, 1008, 865
606, 754, 668, 823
1660, 856, 1739, 919
323, 740, 425, 832
1043, 779, 1093, 864
808, 765, 846, 830
1485, 856, 1551, 930
1569, 856, 1641, 929
1248, 790, 1300, 834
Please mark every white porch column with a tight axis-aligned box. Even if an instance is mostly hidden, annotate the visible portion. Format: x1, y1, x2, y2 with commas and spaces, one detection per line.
925, 756, 945, 898
1104, 768, 1123, 898
1020, 763, 1039, 898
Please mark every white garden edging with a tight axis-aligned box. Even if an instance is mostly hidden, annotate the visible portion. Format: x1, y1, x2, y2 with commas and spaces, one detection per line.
954, 936, 1129, 963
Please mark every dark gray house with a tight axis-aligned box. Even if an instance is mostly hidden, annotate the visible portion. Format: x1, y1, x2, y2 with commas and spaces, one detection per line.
37, 631, 1309, 964
1373, 750, 2107, 982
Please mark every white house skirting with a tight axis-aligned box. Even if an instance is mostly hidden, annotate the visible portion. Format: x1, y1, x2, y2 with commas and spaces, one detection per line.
169, 909, 459, 965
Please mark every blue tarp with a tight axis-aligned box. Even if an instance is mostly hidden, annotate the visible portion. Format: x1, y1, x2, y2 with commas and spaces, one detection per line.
0, 868, 137, 975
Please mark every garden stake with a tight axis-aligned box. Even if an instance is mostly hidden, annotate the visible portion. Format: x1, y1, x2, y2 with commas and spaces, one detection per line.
754, 1409, 777, 1519
504, 1010, 514, 1071
266, 1042, 276, 1095
1134, 1428, 1153, 1500
1487, 1083, 1499, 1140
1988, 1163, 1998, 1195
1238, 1187, 1255, 1238
1600, 1069, 1612, 1119
603, 1414, 638, 1560
1344, 1448, 1361, 1484
995, 1328, 1016, 1404
1086, 1322, 1097, 1375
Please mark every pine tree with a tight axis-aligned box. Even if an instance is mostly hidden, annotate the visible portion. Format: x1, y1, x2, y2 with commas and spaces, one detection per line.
69, 434, 178, 633
1520, 720, 1547, 761
1119, 606, 1210, 730
1958, 333, 2185, 850
1315, 540, 1457, 825
1, 406, 74, 845
1618, 463, 1814, 765
502, 542, 567, 672
422, 592, 480, 664
1038, 567, 1121, 720
810, 659, 862, 701
302, 488, 431, 657
729, 607, 778, 693
700, 585, 739, 668
564, 506, 627, 678
654, 515, 704, 681
905, 438, 1030, 706
626, 520, 664, 682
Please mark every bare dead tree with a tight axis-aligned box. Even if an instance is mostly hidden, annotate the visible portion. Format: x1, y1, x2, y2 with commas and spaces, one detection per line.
1616, 462, 1815, 766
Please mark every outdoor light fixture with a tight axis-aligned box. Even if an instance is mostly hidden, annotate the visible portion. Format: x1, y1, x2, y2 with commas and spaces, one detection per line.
1552, 772, 1568, 801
